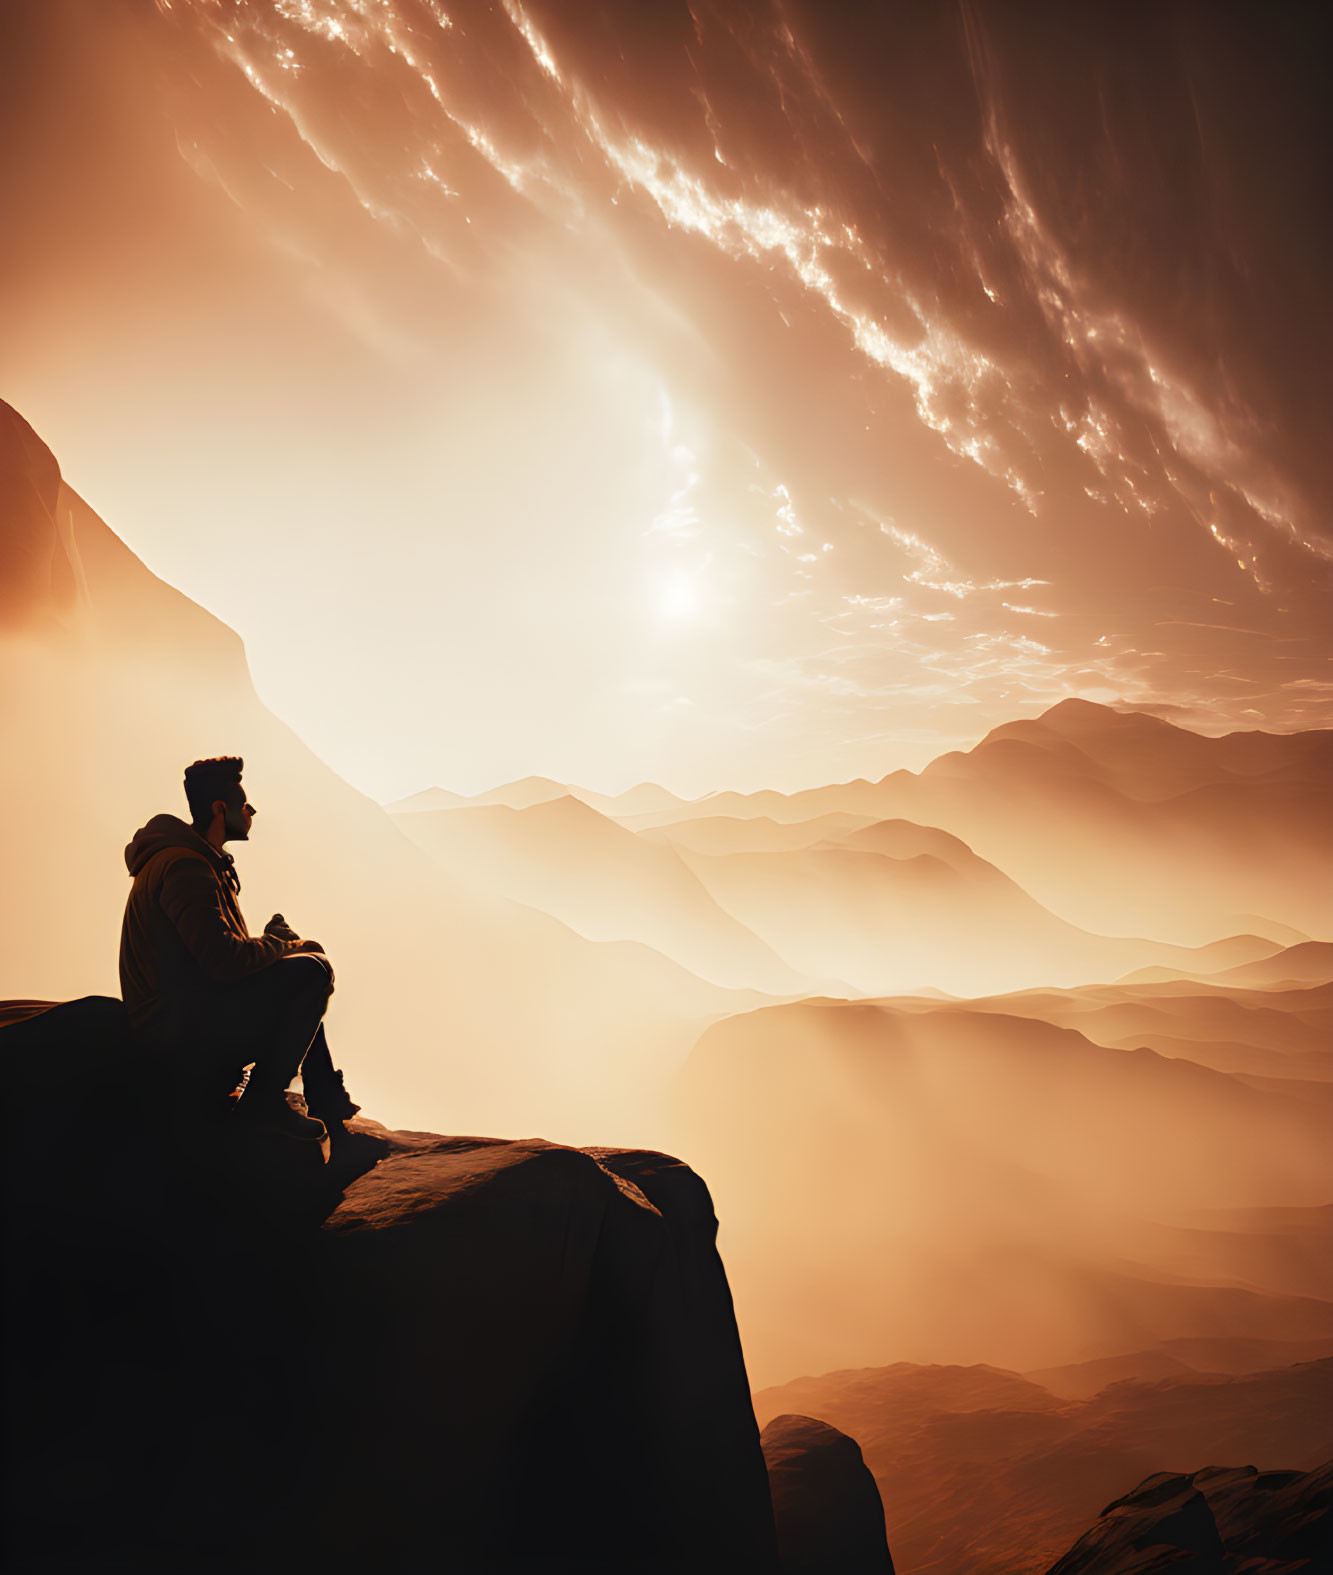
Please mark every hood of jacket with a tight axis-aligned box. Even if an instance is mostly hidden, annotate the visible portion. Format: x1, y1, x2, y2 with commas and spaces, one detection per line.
124, 814, 240, 891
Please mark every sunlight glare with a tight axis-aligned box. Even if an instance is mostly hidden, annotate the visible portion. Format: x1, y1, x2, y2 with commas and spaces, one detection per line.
657, 570, 700, 623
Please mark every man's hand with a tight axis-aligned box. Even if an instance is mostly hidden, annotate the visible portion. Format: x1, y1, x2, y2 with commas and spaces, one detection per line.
266, 915, 334, 987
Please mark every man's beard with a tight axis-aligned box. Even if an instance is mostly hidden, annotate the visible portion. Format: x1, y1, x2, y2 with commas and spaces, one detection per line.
224, 804, 250, 841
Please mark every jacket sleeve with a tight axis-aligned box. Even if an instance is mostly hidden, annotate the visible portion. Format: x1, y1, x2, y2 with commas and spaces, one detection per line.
158, 853, 294, 983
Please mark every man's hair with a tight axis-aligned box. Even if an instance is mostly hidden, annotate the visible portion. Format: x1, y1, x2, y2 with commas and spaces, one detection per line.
184, 757, 244, 829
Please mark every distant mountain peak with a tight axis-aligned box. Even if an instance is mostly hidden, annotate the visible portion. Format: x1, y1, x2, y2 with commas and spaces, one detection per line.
384, 785, 470, 814
515, 791, 604, 820
1037, 697, 1173, 733
1039, 697, 1120, 723
501, 774, 569, 793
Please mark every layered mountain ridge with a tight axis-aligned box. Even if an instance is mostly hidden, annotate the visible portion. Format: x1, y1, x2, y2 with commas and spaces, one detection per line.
400, 694, 1332, 946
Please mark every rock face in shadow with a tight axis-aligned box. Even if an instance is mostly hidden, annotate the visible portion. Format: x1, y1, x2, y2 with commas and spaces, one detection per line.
761, 1414, 894, 1574
1045, 1462, 1333, 1574
2, 998, 778, 1574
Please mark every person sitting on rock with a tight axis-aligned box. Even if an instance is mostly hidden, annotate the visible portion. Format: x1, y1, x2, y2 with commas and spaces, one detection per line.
120, 755, 360, 1144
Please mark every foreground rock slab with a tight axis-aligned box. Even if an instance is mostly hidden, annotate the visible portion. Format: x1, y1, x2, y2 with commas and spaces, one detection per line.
313, 1128, 779, 1570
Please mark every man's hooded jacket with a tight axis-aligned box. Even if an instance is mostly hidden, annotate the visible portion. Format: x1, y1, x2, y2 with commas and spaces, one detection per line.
121, 815, 298, 1043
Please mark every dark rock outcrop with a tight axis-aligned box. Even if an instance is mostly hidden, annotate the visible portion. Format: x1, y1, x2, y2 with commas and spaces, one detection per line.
2, 998, 779, 1573
761, 1413, 894, 1573
1045, 1461, 1333, 1573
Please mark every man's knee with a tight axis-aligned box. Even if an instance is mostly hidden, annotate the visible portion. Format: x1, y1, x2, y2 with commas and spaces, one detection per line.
275, 954, 334, 1005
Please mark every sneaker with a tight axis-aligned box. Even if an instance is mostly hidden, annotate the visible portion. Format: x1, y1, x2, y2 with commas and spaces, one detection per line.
236, 1097, 328, 1143
303, 1068, 361, 1124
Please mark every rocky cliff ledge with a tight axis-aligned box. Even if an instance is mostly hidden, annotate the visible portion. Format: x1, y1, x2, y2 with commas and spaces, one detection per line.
1, 997, 792, 1573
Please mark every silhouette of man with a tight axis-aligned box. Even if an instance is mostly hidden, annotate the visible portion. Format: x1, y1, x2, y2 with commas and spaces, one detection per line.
120, 757, 359, 1143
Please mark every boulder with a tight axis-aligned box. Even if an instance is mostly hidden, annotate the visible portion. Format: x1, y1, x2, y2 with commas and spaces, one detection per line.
761, 1413, 894, 1573
1045, 1472, 1223, 1574
1, 998, 779, 1572
1044, 1461, 1333, 1573
1193, 1462, 1333, 1567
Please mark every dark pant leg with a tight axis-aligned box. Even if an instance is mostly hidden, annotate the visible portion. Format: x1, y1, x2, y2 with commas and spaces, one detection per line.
298, 1024, 337, 1092
212, 955, 333, 1105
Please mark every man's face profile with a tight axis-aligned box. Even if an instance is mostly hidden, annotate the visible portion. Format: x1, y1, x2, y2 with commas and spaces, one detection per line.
217, 787, 256, 843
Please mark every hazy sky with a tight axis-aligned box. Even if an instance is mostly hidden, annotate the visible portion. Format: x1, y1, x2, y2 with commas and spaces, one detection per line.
2, 0, 1330, 799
